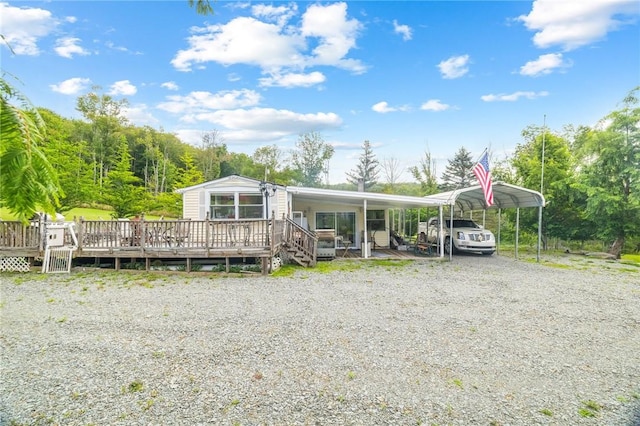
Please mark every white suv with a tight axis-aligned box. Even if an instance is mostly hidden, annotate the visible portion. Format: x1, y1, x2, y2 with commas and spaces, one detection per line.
424, 217, 496, 255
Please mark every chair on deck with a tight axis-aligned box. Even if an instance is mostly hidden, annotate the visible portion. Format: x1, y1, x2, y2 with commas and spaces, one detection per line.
414, 231, 432, 256
172, 220, 191, 247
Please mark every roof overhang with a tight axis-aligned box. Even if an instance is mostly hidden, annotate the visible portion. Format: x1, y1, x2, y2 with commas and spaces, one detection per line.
424, 181, 545, 211
287, 186, 447, 209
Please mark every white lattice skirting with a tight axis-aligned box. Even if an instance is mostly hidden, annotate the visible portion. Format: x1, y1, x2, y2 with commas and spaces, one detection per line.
0, 256, 31, 272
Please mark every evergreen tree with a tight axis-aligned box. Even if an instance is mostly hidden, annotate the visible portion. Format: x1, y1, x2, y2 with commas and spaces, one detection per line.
440, 146, 475, 191
346, 140, 379, 190
102, 141, 148, 218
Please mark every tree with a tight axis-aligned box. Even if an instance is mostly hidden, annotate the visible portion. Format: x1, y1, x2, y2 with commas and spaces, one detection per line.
0, 76, 61, 222
440, 146, 475, 191
102, 141, 148, 218
76, 89, 129, 189
576, 87, 640, 257
188, 0, 214, 15
346, 140, 379, 190
381, 157, 402, 192
38, 108, 95, 212
291, 132, 334, 187
253, 144, 284, 180
409, 149, 438, 195
198, 130, 227, 181
512, 129, 583, 247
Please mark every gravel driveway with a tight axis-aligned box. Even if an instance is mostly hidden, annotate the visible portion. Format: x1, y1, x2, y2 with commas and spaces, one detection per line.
1, 254, 639, 425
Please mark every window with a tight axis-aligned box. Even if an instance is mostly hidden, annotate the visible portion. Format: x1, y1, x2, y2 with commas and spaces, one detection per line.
210, 193, 264, 219
238, 194, 263, 219
366, 210, 385, 231
315, 211, 356, 247
211, 194, 235, 219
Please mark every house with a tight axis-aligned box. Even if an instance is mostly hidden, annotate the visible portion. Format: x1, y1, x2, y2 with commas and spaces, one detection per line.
175, 175, 448, 258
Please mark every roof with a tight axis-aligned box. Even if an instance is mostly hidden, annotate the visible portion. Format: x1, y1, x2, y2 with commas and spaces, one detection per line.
424, 181, 545, 211
175, 175, 285, 194
287, 186, 447, 209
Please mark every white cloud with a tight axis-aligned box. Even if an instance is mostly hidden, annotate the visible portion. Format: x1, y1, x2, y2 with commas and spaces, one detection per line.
161, 81, 179, 91
438, 54, 470, 79
519, 53, 571, 76
372, 101, 410, 113
0, 2, 58, 55
108, 80, 137, 96
420, 99, 450, 111
157, 89, 262, 114
393, 20, 412, 41
252, 3, 298, 27
259, 71, 326, 88
171, 2, 365, 75
481, 91, 549, 102
518, 0, 639, 51
190, 108, 343, 136
54, 37, 90, 58
301, 3, 365, 72
122, 104, 159, 126
49, 77, 91, 95
372, 101, 395, 113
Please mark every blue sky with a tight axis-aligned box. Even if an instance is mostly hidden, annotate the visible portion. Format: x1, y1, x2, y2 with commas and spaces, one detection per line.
2, 1, 639, 184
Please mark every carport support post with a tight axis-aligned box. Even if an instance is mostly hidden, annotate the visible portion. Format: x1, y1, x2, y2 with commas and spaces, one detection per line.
536, 205, 542, 262
497, 208, 501, 256
363, 200, 369, 259
515, 208, 520, 260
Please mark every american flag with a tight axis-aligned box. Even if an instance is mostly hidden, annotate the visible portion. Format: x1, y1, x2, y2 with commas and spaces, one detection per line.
473, 151, 494, 207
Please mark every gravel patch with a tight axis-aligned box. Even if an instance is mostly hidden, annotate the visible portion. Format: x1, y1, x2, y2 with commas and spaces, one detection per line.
1, 254, 639, 425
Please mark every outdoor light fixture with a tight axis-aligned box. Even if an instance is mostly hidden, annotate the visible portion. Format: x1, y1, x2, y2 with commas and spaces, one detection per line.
259, 181, 277, 219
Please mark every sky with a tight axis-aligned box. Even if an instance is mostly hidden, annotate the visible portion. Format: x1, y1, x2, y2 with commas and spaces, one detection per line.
1, 0, 639, 184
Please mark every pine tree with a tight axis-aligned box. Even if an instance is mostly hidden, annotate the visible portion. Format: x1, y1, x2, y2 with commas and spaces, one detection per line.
102, 141, 148, 218
346, 140, 380, 190
440, 146, 475, 191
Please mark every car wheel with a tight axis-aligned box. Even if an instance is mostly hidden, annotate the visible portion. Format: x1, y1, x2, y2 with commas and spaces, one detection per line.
444, 237, 452, 255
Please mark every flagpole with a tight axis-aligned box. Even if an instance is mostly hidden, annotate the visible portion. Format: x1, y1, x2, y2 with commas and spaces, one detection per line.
537, 115, 546, 262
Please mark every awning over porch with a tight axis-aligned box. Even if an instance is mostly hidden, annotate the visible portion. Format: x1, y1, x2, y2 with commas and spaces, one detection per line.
286, 186, 448, 209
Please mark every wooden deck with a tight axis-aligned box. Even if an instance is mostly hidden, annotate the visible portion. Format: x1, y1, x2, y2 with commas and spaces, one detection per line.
0, 218, 290, 273
0, 218, 441, 273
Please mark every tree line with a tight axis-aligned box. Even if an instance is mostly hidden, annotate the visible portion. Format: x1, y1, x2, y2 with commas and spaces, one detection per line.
1, 75, 638, 256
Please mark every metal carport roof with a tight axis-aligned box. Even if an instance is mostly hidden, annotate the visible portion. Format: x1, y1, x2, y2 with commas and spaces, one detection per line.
423, 181, 545, 211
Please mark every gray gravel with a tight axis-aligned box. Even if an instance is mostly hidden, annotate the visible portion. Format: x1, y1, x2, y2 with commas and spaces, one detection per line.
1, 254, 639, 425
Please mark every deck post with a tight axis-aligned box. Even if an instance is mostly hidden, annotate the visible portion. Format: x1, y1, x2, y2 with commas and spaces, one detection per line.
146, 258, 151, 271
115, 257, 121, 270
186, 257, 191, 272
225, 257, 230, 273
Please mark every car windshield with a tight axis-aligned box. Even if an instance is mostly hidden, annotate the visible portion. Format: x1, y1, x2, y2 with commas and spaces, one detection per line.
448, 220, 479, 228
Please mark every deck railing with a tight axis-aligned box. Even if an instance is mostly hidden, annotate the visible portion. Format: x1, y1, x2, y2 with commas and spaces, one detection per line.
1, 218, 283, 253
0, 221, 43, 250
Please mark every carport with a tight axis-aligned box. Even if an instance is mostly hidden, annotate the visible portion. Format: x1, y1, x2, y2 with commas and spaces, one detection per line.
424, 181, 546, 261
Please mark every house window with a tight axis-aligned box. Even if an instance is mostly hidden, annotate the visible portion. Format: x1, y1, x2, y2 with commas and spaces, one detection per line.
238, 194, 263, 219
315, 211, 356, 247
210, 193, 264, 219
366, 210, 385, 231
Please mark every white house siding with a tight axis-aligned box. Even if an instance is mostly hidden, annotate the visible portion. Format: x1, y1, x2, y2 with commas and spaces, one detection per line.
182, 190, 200, 220
180, 176, 285, 221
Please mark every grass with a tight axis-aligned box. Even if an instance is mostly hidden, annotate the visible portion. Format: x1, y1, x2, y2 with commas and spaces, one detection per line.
0, 206, 168, 221
578, 400, 602, 418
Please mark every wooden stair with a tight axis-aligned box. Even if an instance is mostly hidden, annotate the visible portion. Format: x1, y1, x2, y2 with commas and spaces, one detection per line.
282, 218, 317, 267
